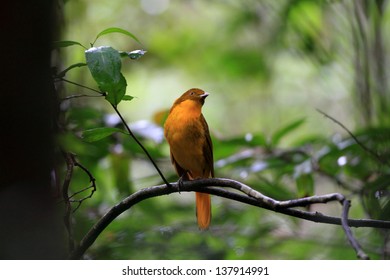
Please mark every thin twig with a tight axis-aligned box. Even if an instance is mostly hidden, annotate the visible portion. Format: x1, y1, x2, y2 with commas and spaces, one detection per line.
57, 78, 104, 95
68, 185, 95, 200
316, 109, 387, 165
69, 187, 96, 213
69, 155, 97, 212
61, 93, 104, 101
69, 178, 389, 259
111, 104, 171, 187
60, 153, 97, 213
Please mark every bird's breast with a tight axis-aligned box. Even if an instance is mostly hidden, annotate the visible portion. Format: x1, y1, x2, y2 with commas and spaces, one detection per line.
164, 104, 207, 177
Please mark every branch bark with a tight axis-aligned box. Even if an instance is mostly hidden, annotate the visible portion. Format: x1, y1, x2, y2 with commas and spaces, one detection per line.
69, 178, 389, 259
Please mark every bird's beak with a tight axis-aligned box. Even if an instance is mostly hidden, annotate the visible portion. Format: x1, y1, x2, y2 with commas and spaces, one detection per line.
200, 92, 209, 98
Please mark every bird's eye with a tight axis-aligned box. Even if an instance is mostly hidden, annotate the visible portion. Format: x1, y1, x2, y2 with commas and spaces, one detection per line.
190, 92, 195, 96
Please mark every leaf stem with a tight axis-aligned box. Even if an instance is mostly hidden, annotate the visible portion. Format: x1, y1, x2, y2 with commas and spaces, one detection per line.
57, 78, 105, 95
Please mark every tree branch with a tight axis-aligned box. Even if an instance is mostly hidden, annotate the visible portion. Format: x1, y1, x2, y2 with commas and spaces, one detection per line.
69, 178, 390, 259
341, 199, 369, 260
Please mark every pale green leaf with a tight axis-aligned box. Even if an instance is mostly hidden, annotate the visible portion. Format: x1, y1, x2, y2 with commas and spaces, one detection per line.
82, 127, 127, 142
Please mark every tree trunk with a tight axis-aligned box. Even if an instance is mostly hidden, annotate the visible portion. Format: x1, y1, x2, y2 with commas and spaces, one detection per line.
0, 0, 66, 259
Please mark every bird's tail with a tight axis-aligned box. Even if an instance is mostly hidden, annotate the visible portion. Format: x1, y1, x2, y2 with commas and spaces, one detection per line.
195, 192, 211, 230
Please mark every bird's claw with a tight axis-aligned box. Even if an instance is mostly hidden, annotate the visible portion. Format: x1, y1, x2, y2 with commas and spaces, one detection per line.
177, 176, 184, 194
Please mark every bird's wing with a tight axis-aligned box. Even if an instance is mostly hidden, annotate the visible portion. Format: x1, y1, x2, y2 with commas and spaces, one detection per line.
200, 114, 214, 178
170, 152, 189, 180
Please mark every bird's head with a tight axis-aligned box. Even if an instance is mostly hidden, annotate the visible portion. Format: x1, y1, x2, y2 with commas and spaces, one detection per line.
174, 88, 209, 106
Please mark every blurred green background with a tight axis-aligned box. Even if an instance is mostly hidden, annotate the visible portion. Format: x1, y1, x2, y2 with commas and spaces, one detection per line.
57, 0, 390, 259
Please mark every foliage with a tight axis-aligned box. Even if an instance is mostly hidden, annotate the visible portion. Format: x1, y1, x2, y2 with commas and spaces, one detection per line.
54, 0, 390, 260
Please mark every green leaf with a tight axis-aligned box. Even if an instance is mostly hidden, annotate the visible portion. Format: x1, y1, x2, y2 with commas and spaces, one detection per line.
85, 46, 127, 106
271, 118, 306, 146
295, 174, 314, 197
253, 176, 295, 200
289, 1, 322, 38
245, 133, 268, 147
361, 174, 390, 220
110, 153, 132, 194
105, 74, 127, 106
294, 159, 314, 197
82, 127, 127, 142
52, 40, 86, 49
119, 49, 147, 60
93, 27, 142, 46
122, 95, 134, 101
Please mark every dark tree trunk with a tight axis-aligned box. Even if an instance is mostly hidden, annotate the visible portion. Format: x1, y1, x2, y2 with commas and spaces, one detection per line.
0, 0, 66, 259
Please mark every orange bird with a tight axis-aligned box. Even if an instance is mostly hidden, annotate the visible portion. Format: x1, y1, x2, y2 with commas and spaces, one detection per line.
164, 88, 214, 230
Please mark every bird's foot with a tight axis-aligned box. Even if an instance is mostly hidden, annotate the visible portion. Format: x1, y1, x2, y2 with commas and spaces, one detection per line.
177, 174, 189, 194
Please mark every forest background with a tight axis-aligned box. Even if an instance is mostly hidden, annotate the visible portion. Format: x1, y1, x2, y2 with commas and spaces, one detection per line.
60, 0, 390, 259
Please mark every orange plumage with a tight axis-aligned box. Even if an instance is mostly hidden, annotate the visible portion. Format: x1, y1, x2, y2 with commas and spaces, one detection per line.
164, 88, 214, 229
